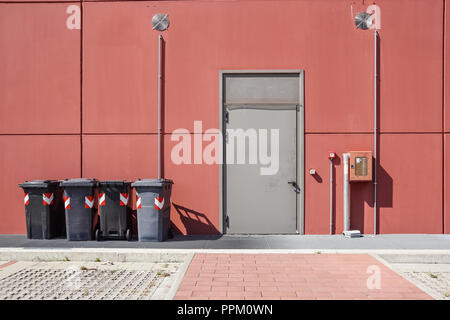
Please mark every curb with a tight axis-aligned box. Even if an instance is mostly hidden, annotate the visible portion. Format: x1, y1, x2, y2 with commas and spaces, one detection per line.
0, 248, 190, 263
377, 253, 450, 264
166, 252, 194, 300
2, 248, 450, 262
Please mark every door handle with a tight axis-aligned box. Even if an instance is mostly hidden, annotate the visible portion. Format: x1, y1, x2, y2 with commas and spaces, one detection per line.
288, 181, 300, 194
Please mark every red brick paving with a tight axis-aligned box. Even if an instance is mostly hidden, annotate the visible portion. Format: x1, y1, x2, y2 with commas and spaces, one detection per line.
174, 254, 432, 300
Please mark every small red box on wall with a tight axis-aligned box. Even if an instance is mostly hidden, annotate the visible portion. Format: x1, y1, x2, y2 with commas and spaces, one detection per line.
349, 151, 373, 182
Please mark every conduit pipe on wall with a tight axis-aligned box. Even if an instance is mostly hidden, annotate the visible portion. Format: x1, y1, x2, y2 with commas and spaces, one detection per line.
343, 153, 350, 232
330, 158, 333, 235
158, 34, 162, 179
329, 152, 336, 235
152, 13, 169, 179
373, 29, 378, 235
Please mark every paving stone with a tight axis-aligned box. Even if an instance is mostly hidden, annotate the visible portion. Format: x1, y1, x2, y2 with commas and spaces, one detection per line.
0, 261, 181, 300
175, 253, 433, 300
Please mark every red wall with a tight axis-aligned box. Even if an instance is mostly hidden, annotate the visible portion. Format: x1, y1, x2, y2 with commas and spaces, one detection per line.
445, 0, 450, 234
445, 134, 450, 234
0, 0, 448, 235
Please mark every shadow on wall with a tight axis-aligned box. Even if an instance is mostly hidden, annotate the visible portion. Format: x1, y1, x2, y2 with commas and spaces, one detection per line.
331, 155, 341, 234
326, 156, 393, 234
171, 203, 219, 235
350, 164, 393, 233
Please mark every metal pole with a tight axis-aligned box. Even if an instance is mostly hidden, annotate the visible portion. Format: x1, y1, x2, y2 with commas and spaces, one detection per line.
343, 153, 350, 232
330, 158, 333, 235
158, 34, 162, 180
373, 29, 378, 235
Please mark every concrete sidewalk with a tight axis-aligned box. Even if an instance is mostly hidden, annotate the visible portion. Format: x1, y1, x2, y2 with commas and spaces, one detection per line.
1, 234, 450, 250
1, 234, 449, 300
2, 251, 446, 300
1, 234, 450, 264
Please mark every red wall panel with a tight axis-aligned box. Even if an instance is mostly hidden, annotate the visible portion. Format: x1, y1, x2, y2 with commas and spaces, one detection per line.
83, 0, 444, 135
83, 4, 159, 134
445, 134, 450, 233
0, 135, 81, 234
305, 133, 443, 234
83, 0, 373, 134
304, 134, 373, 235
378, 134, 442, 234
378, 0, 443, 133
164, 134, 220, 235
0, 3, 80, 134
1, 1, 73, 2
82, 134, 158, 179
446, 0, 450, 133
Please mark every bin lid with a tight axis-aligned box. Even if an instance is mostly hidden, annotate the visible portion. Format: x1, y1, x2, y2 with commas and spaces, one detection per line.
98, 180, 131, 187
131, 179, 174, 187
60, 178, 97, 187
18, 180, 60, 188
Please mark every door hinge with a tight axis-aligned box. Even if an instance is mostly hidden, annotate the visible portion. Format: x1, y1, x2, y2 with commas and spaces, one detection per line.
225, 110, 229, 124
225, 216, 230, 228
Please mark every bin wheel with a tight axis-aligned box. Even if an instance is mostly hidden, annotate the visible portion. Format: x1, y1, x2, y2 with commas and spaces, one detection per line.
126, 229, 131, 241
95, 229, 101, 241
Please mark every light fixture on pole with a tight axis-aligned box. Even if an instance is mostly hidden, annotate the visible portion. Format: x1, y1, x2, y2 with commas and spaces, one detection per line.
152, 13, 170, 31
152, 14, 169, 179
354, 12, 373, 30
355, 11, 378, 235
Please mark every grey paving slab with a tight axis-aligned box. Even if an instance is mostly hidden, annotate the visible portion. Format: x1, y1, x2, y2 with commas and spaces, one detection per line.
390, 263, 450, 272
265, 235, 388, 249
1, 234, 450, 250
204, 237, 270, 249
266, 234, 450, 250
385, 234, 450, 249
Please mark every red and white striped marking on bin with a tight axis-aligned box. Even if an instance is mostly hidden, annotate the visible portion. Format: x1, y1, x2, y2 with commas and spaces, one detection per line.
136, 195, 142, 209
120, 193, 129, 206
154, 197, 164, 210
85, 196, 94, 209
99, 193, 105, 206
64, 197, 70, 209
24, 193, 29, 206
42, 193, 54, 206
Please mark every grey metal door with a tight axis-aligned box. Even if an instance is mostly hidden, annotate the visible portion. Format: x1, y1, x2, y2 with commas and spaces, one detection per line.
224, 73, 301, 234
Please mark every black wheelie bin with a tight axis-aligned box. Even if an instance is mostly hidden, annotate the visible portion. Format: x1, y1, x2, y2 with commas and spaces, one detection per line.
131, 179, 173, 242
60, 178, 98, 241
96, 180, 131, 241
18, 180, 65, 239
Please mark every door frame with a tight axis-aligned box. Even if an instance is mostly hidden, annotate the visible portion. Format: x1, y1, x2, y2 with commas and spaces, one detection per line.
218, 69, 305, 235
